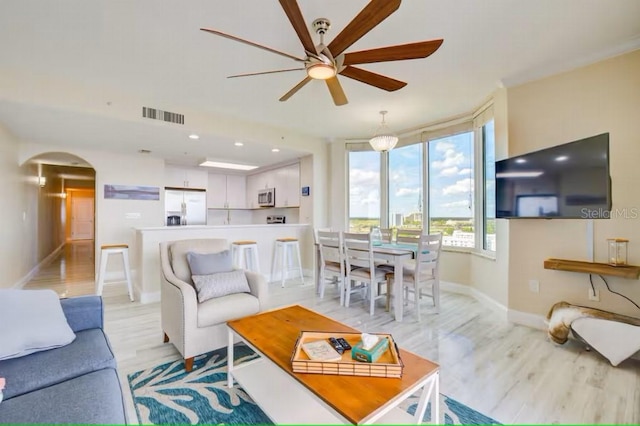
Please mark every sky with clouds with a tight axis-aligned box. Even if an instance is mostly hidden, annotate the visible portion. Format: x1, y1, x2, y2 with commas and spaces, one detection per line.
349, 131, 477, 219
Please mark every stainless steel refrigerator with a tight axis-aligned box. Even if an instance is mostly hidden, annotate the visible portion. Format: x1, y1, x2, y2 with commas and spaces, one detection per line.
165, 188, 207, 225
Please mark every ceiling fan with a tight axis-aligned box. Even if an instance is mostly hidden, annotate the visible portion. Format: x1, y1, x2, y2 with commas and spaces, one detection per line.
200, 0, 443, 106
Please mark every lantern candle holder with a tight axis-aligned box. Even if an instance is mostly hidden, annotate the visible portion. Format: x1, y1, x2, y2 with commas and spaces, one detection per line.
608, 238, 629, 266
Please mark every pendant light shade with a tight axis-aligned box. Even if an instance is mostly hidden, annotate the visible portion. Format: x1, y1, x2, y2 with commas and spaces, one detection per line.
369, 111, 398, 152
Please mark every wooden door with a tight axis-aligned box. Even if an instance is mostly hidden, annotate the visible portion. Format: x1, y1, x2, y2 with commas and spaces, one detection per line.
70, 193, 94, 240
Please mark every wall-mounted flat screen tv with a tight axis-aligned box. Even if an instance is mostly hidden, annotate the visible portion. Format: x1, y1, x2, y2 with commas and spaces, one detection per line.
496, 133, 611, 219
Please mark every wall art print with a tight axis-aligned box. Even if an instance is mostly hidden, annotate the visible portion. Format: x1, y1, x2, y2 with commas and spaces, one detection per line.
104, 184, 160, 200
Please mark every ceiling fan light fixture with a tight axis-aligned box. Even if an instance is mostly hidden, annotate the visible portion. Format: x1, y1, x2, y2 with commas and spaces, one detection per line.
369, 111, 398, 152
307, 63, 336, 80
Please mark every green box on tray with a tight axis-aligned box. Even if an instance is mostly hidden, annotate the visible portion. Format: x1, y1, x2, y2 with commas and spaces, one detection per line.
351, 336, 390, 363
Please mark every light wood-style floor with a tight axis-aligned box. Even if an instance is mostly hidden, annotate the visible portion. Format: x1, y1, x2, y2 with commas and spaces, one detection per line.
24, 241, 640, 424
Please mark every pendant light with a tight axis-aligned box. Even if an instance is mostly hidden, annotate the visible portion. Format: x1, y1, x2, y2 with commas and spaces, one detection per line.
369, 111, 398, 152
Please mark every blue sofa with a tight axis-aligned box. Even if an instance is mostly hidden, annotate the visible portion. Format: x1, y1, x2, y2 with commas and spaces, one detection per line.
0, 296, 127, 424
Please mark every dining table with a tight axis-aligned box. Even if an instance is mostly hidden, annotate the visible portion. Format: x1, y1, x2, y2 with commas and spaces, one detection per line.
371, 242, 417, 322
313, 240, 417, 322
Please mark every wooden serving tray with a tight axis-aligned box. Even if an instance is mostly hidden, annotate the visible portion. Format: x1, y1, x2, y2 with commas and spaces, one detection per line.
290, 331, 404, 378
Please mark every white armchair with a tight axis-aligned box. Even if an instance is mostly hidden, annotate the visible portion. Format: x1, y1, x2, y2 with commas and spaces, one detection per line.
160, 238, 269, 371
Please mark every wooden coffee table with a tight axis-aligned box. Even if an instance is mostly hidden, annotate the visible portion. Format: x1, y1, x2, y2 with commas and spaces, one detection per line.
227, 305, 440, 424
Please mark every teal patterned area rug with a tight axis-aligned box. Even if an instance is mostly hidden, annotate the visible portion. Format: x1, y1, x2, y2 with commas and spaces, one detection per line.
128, 344, 500, 425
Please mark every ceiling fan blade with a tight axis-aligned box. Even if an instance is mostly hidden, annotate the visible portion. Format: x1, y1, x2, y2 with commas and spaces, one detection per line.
339, 66, 406, 91
279, 76, 313, 102
228, 68, 305, 78
327, 0, 401, 57
278, 0, 317, 55
325, 77, 348, 106
343, 39, 444, 65
200, 28, 304, 62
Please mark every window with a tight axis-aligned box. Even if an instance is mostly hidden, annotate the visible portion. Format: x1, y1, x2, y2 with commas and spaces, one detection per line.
483, 120, 496, 251
346, 105, 493, 252
388, 144, 423, 230
428, 132, 475, 248
348, 151, 381, 232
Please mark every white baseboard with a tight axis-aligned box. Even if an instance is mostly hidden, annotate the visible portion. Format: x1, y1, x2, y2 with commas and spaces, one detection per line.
13, 243, 65, 289
439, 282, 548, 332
507, 309, 548, 330
441, 281, 508, 318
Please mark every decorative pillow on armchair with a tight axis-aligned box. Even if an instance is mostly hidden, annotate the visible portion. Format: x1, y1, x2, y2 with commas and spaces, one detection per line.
186, 250, 233, 276
192, 270, 251, 303
0, 289, 76, 361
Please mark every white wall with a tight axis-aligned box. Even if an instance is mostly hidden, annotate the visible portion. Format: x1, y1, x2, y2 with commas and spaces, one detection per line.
506, 49, 640, 317
0, 124, 38, 288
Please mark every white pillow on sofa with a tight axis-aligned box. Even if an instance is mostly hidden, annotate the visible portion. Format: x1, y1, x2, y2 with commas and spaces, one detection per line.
192, 270, 251, 303
0, 289, 76, 361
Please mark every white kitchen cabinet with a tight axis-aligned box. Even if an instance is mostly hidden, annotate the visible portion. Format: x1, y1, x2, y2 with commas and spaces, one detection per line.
247, 170, 276, 207
207, 174, 227, 208
226, 175, 246, 208
259, 169, 277, 189
245, 163, 300, 209
275, 163, 300, 208
246, 174, 260, 209
208, 174, 247, 209
165, 165, 208, 189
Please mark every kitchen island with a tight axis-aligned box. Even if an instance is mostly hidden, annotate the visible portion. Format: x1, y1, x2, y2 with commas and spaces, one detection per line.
133, 224, 312, 303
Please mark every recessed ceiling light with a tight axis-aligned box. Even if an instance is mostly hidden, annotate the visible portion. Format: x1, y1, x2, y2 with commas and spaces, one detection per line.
555, 155, 569, 162
515, 158, 527, 164
199, 160, 258, 171
189, 134, 200, 140
272, 148, 280, 153
234, 142, 244, 147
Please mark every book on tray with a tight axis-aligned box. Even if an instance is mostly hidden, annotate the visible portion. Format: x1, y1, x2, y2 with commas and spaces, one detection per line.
301, 339, 342, 362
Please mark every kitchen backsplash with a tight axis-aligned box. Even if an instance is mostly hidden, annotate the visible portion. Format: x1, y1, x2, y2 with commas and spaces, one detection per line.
206, 208, 299, 225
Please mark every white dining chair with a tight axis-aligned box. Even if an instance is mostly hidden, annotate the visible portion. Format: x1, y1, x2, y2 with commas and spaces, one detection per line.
317, 230, 346, 305
343, 232, 388, 316
386, 233, 442, 320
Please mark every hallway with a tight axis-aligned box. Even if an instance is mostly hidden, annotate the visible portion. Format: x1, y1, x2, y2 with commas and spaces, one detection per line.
24, 240, 96, 297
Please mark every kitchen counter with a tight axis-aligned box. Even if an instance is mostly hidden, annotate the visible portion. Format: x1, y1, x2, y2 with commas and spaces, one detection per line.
137, 224, 308, 231
132, 223, 312, 303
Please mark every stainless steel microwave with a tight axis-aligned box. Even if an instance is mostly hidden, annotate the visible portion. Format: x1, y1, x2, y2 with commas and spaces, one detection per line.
258, 188, 275, 207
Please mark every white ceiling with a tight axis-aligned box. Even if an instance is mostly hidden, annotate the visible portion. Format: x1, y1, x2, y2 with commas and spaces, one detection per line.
1, 0, 639, 168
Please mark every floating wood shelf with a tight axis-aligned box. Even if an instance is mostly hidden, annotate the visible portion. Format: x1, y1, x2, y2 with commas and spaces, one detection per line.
544, 258, 640, 279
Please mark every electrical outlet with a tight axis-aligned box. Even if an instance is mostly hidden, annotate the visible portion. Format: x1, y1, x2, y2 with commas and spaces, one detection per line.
588, 288, 600, 301
529, 279, 540, 293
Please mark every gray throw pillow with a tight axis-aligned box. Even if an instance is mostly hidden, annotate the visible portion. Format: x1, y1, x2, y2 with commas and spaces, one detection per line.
187, 250, 233, 276
192, 270, 251, 303
0, 289, 76, 361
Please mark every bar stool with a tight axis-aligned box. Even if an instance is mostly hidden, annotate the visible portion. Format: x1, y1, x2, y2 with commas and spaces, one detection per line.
231, 240, 260, 272
96, 244, 134, 301
271, 237, 304, 287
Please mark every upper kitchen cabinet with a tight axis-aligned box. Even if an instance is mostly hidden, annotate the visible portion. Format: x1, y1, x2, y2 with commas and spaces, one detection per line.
275, 163, 300, 208
246, 162, 300, 209
208, 174, 247, 209
226, 175, 247, 209
246, 174, 260, 209
165, 165, 208, 189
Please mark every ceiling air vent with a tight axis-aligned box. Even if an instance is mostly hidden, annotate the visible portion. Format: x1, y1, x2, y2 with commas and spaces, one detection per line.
142, 107, 184, 125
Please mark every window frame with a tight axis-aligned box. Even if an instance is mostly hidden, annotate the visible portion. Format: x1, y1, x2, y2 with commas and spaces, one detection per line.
345, 102, 495, 257
474, 102, 496, 257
